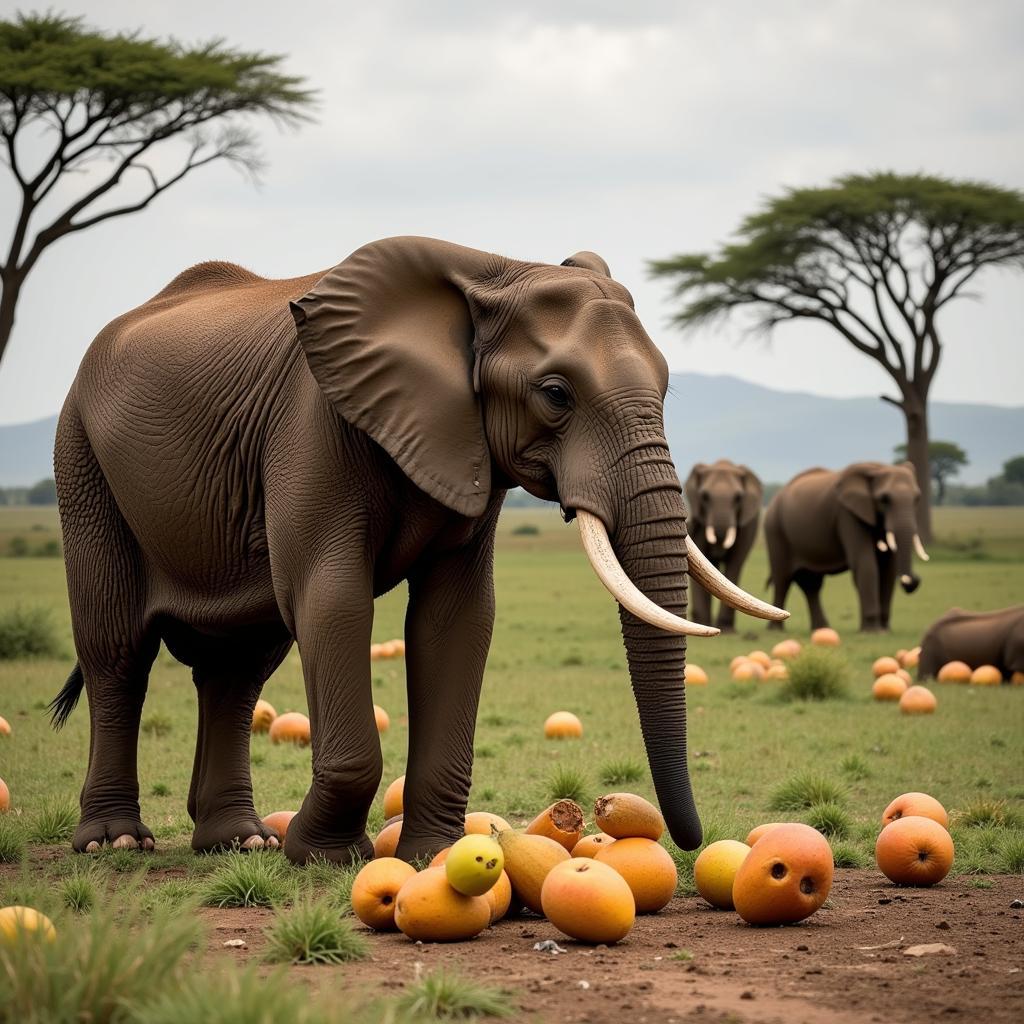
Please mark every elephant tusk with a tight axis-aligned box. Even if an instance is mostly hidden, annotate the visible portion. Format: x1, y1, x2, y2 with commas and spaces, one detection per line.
876, 539, 888, 552
900, 574, 914, 586
576, 511, 720, 637
913, 534, 930, 562
722, 526, 737, 550
886, 531, 897, 551
684, 536, 790, 621
705, 525, 717, 545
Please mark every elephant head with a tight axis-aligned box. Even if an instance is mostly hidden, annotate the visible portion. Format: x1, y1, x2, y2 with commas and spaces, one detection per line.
684, 460, 763, 550
838, 462, 929, 593
290, 236, 786, 850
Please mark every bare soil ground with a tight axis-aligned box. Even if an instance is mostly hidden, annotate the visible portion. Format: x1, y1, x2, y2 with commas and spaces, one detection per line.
196, 870, 1023, 1023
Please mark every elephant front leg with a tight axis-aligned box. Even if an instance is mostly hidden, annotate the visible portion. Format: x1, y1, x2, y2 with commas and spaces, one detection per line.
284, 571, 380, 865
851, 553, 885, 632
397, 535, 497, 862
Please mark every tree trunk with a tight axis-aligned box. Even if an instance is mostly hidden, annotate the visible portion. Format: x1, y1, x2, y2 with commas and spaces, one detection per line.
0, 270, 22, 370
902, 393, 933, 542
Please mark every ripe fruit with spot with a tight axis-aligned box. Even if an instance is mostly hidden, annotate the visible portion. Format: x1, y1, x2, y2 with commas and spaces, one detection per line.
881, 792, 948, 829
872, 673, 907, 701
732, 823, 834, 926
261, 810, 296, 841
269, 711, 311, 746
465, 810, 512, 836
0, 906, 56, 947
526, 800, 585, 851
876, 815, 954, 886
383, 775, 404, 818
251, 699, 276, 733
393, 866, 491, 942
811, 627, 841, 647
900, 685, 937, 715
544, 711, 583, 738
445, 835, 504, 896
351, 857, 417, 931
374, 704, 390, 732
745, 822, 793, 846
572, 833, 616, 858
594, 792, 664, 841
541, 857, 636, 944
937, 661, 971, 683
970, 665, 1002, 686
693, 840, 751, 910
495, 830, 570, 914
594, 837, 677, 913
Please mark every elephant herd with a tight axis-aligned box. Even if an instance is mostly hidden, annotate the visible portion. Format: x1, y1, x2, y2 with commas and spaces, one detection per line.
685, 458, 928, 635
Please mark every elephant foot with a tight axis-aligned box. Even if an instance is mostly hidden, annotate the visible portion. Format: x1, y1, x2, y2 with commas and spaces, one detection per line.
859, 623, 890, 635
766, 620, 785, 632
191, 814, 280, 853
74, 813, 155, 853
395, 830, 463, 864
283, 817, 373, 866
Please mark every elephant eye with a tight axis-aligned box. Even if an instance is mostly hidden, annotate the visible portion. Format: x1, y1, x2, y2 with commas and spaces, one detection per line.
542, 383, 570, 408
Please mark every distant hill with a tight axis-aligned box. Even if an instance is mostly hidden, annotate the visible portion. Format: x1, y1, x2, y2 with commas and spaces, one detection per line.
2, 374, 1021, 487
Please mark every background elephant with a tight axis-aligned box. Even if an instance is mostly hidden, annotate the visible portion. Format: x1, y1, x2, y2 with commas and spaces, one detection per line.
684, 460, 763, 631
918, 605, 1024, 681
764, 462, 929, 632
50, 236, 780, 865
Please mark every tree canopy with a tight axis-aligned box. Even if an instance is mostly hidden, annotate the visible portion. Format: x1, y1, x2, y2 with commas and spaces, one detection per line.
893, 440, 967, 505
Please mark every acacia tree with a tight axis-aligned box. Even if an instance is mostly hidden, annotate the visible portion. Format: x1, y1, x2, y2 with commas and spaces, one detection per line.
894, 440, 966, 506
649, 172, 1024, 539
0, 12, 312, 366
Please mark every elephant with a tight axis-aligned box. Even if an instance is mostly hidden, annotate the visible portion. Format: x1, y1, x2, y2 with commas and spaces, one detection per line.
684, 460, 763, 632
918, 606, 1024, 681
764, 462, 929, 633
49, 236, 785, 865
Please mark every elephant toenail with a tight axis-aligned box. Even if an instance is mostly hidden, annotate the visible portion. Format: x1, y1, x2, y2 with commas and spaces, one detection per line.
112, 834, 138, 849
266, 836, 280, 849
85, 840, 100, 853
241, 835, 265, 850
143, 837, 155, 851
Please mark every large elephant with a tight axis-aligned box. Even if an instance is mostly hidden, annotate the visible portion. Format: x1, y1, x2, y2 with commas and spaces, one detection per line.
764, 462, 929, 633
918, 606, 1024, 681
684, 460, 763, 632
50, 236, 784, 864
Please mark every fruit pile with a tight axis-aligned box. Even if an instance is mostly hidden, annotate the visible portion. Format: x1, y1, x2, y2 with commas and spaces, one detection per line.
936, 660, 1014, 685
370, 639, 405, 660
868, 655, 937, 714
251, 699, 391, 745
876, 792, 954, 885
730, 642, 797, 683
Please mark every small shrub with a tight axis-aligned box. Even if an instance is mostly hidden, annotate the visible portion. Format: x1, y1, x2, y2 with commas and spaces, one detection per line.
263, 898, 367, 965
7, 536, 29, 557
482, 713, 512, 727
511, 523, 539, 536
141, 713, 173, 738
0, 606, 62, 659
829, 838, 868, 868
546, 765, 587, 805
839, 754, 870, 780
27, 798, 77, 844
599, 759, 644, 786
37, 539, 62, 557
396, 969, 514, 1020
957, 799, 1021, 829
779, 648, 849, 701
200, 851, 289, 908
997, 832, 1024, 873
0, 817, 26, 863
804, 802, 852, 839
151, 782, 171, 797
769, 772, 846, 811
60, 869, 97, 913
140, 878, 200, 915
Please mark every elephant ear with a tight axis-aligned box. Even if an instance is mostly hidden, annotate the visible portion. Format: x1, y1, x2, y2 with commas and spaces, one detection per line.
561, 251, 612, 277
738, 465, 763, 525
837, 464, 878, 527
290, 237, 505, 518
684, 463, 708, 522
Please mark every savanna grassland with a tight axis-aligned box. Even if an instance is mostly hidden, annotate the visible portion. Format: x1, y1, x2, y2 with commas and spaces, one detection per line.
0, 503, 1022, 1023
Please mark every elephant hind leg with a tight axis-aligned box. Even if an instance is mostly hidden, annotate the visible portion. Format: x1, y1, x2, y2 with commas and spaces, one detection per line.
794, 570, 828, 630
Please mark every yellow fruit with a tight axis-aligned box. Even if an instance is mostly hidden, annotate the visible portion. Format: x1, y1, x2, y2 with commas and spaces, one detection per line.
594, 792, 665, 841
687, 664, 709, 685
693, 840, 751, 910
970, 665, 1002, 686
485, 870, 513, 923
526, 800, 584, 851
541, 858, 636, 944
383, 775, 404, 818
445, 835, 504, 896
464, 811, 512, 836
544, 711, 583, 738
0, 906, 56, 947
495, 830, 570, 914
251, 699, 277, 733
393, 867, 490, 942
351, 858, 417, 930
594, 837, 677, 913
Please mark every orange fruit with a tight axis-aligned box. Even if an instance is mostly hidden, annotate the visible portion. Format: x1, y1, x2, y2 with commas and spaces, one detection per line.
269, 711, 311, 746
594, 837, 677, 913
464, 811, 512, 836
687, 664, 709, 685
970, 665, 1002, 686
374, 704, 390, 732
251, 699, 277, 733
900, 647, 921, 669
373, 820, 402, 859
261, 810, 296, 840
571, 833, 617, 858
495, 830, 571, 914
881, 792, 948, 829
429, 848, 450, 867
765, 664, 789, 681
393, 867, 490, 942
526, 800, 584, 851
594, 793, 664, 841
544, 711, 583, 738
876, 815, 954, 886
0, 776, 9, 812
732, 823, 833, 925
0, 907, 56, 946
729, 655, 750, 672
747, 650, 772, 669
937, 661, 971, 683
485, 869, 512, 923
872, 673, 907, 701
732, 660, 765, 682
1012, 671, 1024, 685
383, 775, 404, 818
873, 656, 900, 677
0, 716, 10, 737
900, 685, 937, 715
810, 628, 841, 647
541, 857, 636, 944
771, 639, 802, 660
745, 822, 793, 846
896, 668, 912, 685
693, 840, 751, 909
351, 857, 417, 930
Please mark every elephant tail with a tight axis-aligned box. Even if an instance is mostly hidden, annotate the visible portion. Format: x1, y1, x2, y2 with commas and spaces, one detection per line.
49, 662, 84, 730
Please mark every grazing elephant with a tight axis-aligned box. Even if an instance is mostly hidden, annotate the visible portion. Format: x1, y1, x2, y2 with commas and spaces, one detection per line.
918, 606, 1024, 681
50, 236, 785, 864
684, 460, 763, 632
764, 462, 929, 633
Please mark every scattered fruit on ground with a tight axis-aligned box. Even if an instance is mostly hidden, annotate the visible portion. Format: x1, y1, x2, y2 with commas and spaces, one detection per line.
693, 839, 751, 910
937, 661, 972, 683
495, 830, 571, 914
374, 704, 390, 732
771, 639, 802, 660
594, 792, 665, 841
970, 665, 1002, 686
371, 639, 405, 660
394, 867, 491, 942
268, 711, 311, 746
526, 800, 585, 851
873, 673, 908, 701
881, 792, 949, 829
732, 660, 765, 682
687, 664, 709, 684
594, 837, 677, 913
251, 699, 277, 733
747, 650, 772, 669
766, 663, 789, 681
745, 822, 792, 846
445, 835, 504, 896
810, 628, 841, 646
900, 685, 937, 714
572, 833, 616, 858
732, 823, 834, 926
0, 906, 56, 947
464, 811, 512, 836
0, 777, 8, 812
543, 711, 583, 739
351, 857, 418, 931
876, 815, 954, 886
873, 656, 900, 677
373, 820, 403, 859
541, 857, 636, 944
729, 655, 749, 672
383, 775, 404, 818
900, 646, 921, 668
0, 716, 10, 736
261, 810, 296, 840
485, 869, 513, 923
896, 668, 912, 685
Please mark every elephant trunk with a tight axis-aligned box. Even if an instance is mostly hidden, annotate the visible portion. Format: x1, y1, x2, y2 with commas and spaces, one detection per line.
889, 513, 920, 593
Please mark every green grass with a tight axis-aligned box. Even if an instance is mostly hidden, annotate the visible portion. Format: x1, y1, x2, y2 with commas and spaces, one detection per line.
778, 647, 850, 701
263, 898, 368, 964
956, 798, 1022, 829
599, 758, 644, 786
769, 773, 847, 812
804, 801, 853, 839
545, 765, 588, 805
59, 867, 97, 913
0, 605, 61, 659
0, 816, 26, 863
26, 797, 77, 844
396, 970, 514, 1020
199, 851, 290, 908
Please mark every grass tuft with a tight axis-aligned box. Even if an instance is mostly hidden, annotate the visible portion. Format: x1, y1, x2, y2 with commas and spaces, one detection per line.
778, 647, 849, 701
770, 772, 846, 812
264, 898, 368, 965
839, 754, 870, 780
0, 605, 62, 659
804, 802, 853, 839
141, 713, 173, 738
0, 816, 26, 863
59, 868, 98, 913
396, 969, 515, 1020
599, 758, 644, 786
27, 798, 77, 844
957, 798, 1022, 829
829, 838, 868, 868
997, 832, 1024, 873
546, 765, 588, 805
199, 850, 289, 908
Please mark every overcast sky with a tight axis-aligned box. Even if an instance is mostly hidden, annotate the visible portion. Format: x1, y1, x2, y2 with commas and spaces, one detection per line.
1, 0, 1021, 424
